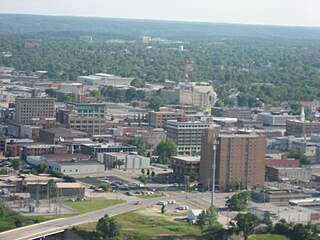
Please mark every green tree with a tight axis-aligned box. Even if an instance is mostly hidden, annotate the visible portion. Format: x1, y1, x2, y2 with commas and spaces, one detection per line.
88, 89, 103, 102
187, 171, 198, 182
45, 89, 57, 98
128, 137, 146, 156
288, 150, 309, 165
11, 159, 23, 171
235, 213, 260, 240
130, 78, 146, 88
197, 206, 219, 229
148, 96, 167, 111
156, 138, 177, 164
35, 164, 48, 174
226, 191, 251, 211
214, 99, 224, 108
113, 159, 124, 169
263, 211, 278, 232
96, 214, 121, 240
65, 92, 77, 102
47, 179, 57, 198
138, 173, 148, 184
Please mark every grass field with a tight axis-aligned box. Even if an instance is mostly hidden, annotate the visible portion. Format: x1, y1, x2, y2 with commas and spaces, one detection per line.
76, 209, 203, 240
250, 234, 290, 240
65, 199, 126, 214
135, 194, 164, 199
64, 199, 126, 214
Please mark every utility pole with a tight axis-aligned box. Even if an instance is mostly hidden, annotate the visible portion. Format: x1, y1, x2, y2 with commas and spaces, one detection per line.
211, 140, 219, 207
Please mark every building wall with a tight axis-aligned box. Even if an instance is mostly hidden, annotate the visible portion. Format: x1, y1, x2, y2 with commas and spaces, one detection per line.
60, 163, 104, 175
15, 98, 55, 124
286, 120, 320, 137
165, 120, 211, 155
199, 129, 266, 190
258, 113, 296, 126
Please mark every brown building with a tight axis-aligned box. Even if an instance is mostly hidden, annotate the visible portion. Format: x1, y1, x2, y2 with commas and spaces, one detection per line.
39, 127, 88, 144
171, 156, 200, 180
21, 144, 68, 159
286, 120, 320, 137
148, 108, 185, 128
199, 129, 266, 190
15, 97, 55, 124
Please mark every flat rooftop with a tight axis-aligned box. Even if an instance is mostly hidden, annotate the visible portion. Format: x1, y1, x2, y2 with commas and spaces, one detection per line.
172, 156, 200, 162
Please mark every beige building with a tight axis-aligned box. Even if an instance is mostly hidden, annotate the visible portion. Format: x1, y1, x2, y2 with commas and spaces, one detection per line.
165, 119, 212, 155
15, 97, 55, 124
199, 129, 266, 190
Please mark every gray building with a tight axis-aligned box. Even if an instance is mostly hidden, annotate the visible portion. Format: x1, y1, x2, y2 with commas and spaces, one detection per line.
26, 155, 104, 175
258, 113, 296, 126
81, 143, 137, 159
97, 152, 150, 170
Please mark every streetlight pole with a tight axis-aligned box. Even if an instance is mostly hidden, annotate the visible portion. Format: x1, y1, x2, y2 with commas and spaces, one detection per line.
211, 140, 219, 207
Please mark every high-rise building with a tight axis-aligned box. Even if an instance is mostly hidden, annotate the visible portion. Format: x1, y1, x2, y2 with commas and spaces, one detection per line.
15, 97, 55, 124
165, 119, 212, 155
199, 129, 266, 190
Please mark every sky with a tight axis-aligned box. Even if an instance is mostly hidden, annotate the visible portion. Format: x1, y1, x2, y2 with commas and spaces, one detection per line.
0, 0, 320, 27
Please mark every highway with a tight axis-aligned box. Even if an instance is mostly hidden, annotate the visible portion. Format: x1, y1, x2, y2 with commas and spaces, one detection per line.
0, 197, 168, 240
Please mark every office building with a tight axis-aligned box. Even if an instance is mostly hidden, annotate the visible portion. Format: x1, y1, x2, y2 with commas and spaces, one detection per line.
171, 156, 200, 180
81, 143, 137, 159
199, 129, 266, 190
286, 120, 320, 137
15, 97, 55, 124
165, 119, 212, 155
257, 113, 296, 126
148, 107, 185, 128
57, 102, 107, 135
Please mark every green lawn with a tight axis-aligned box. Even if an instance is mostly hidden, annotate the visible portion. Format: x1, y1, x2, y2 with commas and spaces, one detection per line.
250, 234, 290, 240
75, 209, 203, 240
64, 199, 126, 214
135, 194, 164, 199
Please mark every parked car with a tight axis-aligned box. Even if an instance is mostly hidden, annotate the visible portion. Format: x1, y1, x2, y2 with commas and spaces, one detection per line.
176, 205, 189, 210
166, 199, 176, 204
135, 201, 143, 205
157, 201, 168, 206
126, 191, 134, 196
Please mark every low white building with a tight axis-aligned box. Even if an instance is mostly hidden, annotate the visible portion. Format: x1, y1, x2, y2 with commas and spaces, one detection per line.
97, 152, 150, 170
187, 209, 203, 223
251, 205, 320, 223
26, 155, 104, 175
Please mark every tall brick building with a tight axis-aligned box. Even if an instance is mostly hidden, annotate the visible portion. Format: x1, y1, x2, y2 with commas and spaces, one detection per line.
199, 129, 266, 190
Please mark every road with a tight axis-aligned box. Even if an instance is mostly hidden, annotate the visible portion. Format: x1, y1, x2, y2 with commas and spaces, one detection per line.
0, 196, 169, 240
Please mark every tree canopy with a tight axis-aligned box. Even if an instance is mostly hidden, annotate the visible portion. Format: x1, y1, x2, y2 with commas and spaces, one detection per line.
156, 138, 177, 164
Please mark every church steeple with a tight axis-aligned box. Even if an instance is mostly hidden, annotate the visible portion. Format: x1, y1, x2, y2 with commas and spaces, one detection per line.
300, 106, 305, 122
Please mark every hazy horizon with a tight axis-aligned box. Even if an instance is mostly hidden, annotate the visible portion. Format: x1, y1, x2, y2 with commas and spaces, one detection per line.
0, 0, 319, 27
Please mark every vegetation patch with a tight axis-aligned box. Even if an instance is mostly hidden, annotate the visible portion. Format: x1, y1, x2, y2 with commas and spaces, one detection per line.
249, 234, 290, 240
64, 199, 126, 214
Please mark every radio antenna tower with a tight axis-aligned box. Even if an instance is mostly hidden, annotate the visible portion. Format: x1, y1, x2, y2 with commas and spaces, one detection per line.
183, 57, 193, 82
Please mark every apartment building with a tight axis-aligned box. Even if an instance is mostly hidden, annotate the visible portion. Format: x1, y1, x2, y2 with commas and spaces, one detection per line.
199, 129, 266, 190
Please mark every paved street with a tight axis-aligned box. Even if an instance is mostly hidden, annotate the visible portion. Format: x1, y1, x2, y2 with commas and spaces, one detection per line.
0, 195, 177, 240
